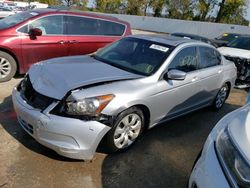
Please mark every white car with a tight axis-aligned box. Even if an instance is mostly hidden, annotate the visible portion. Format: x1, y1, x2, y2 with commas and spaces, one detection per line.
218, 36, 250, 89
189, 103, 250, 188
0, 7, 14, 18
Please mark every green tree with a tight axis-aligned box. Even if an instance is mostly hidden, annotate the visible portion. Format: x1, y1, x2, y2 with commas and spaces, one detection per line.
64, 0, 88, 7
126, 0, 145, 15
166, 0, 193, 20
194, 0, 217, 21
215, 0, 247, 25
39, 0, 61, 5
151, 0, 165, 17
95, 0, 123, 13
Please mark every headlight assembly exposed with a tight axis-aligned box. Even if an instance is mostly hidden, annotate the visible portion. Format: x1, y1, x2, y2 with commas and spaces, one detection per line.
65, 94, 114, 116
216, 128, 250, 188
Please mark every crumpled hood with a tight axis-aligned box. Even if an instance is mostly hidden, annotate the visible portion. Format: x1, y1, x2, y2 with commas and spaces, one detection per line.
218, 47, 250, 59
228, 105, 250, 163
29, 55, 142, 100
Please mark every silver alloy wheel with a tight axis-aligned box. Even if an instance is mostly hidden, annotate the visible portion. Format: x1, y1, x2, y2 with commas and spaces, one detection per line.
215, 86, 228, 109
0, 57, 11, 79
114, 113, 142, 149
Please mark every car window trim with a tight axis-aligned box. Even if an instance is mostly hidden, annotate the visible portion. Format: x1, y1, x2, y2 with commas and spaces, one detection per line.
16, 13, 127, 37
64, 14, 127, 37
16, 14, 66, 36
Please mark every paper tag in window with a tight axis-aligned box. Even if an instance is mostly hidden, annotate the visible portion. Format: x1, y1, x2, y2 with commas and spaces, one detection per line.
150, 44, 169, 52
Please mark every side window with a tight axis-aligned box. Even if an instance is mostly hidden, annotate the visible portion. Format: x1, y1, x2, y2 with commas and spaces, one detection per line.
97, 19, 125, 36
18, 25, 28, 33
168, 47, 198, 73
66, 16, 125, 36
199, 47, 221, 68
28, 15, 63, 35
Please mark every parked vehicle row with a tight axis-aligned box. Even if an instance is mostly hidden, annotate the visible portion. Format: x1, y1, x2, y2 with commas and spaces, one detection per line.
2, 8, 247, 188
0, 8, 131, 82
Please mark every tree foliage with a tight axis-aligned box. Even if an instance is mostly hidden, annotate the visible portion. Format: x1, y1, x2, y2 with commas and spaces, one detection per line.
95, 0, 123, 13
151, 0, 165, 17
92, 0, 249, 25
165, 0, 193, 20
194, 0, 217, 21
215, 0, 247, 25
64, 0, 88, 7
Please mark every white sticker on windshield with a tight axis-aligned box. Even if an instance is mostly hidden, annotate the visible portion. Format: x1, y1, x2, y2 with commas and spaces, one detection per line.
150, 44, 169, 52
30, 12, 39, 16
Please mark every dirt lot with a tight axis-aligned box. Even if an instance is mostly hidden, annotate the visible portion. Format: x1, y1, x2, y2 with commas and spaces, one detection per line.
0, 77, 247, 188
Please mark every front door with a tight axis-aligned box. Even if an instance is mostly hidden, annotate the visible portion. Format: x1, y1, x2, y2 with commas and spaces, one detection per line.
148, 46, 203, 124
19, 15, 68, 71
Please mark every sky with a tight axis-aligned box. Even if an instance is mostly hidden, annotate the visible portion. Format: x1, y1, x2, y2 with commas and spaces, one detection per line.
88, 0, 250, 21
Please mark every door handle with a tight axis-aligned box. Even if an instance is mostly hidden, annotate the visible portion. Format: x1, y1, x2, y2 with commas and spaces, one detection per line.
192, 76, 198, 82
218, 69, 223, 74
69, 40, 79, 44
58, 40, 65, 44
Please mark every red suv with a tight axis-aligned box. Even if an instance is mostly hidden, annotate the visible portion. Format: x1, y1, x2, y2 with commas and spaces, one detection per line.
0, 9, 132, 82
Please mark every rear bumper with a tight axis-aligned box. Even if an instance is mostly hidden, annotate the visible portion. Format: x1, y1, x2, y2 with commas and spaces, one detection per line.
12, 88, 110, 160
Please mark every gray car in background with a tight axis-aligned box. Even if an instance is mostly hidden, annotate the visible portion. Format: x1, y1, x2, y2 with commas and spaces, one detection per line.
12, 35, 237, 160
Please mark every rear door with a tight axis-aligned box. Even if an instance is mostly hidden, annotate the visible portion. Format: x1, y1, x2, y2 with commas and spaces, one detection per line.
197, 46, 224, 103
65, 15, 126, 56
19, 15, 68, 70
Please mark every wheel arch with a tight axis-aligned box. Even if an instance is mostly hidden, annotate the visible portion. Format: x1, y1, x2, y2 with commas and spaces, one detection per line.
0, 47, 20, 74
224, 81, 231, 99
114, 104, 151, 131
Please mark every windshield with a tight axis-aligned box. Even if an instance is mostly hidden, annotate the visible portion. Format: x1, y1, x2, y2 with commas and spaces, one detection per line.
94, 37, 174, 76
0, 11, 38, 29
217, 34, 239, 42
227, 37, 250, 50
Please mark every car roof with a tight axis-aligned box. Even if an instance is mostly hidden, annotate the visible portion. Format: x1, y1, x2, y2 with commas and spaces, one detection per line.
131, 34, 202, 47
171, 32, 209, 40
30, 8, 120, 21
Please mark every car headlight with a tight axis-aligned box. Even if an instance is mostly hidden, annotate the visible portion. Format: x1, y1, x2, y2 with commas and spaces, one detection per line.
216, 128, 250, 187
65, 94, 114, 116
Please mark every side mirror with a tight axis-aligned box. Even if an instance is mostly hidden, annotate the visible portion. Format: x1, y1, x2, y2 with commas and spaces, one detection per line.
28, 28, 42, 37
165, 69, 186, 81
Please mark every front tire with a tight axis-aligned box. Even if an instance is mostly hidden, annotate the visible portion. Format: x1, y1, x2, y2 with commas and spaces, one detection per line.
213, 84, 229, 110
0, 51, 17, 83
105, 107, 145, 153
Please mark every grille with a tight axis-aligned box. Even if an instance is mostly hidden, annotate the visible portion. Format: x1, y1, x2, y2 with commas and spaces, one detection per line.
18, 76, 55, 111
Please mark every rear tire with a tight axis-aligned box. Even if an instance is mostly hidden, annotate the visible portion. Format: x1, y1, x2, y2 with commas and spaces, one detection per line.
0, 51, 17, 83
105, 107, 144, 153
212, 84, 229, 110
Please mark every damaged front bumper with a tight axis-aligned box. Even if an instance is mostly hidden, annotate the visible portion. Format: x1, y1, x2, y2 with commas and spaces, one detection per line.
12, 88, 111, 160
225, 56, 250, 89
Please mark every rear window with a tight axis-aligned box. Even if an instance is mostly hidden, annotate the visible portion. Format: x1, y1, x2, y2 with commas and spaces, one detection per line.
0, 11, 38, 29
66, 15, 125, 36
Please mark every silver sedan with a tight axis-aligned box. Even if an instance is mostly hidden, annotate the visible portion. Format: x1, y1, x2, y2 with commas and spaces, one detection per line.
12, 35, 237, 160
